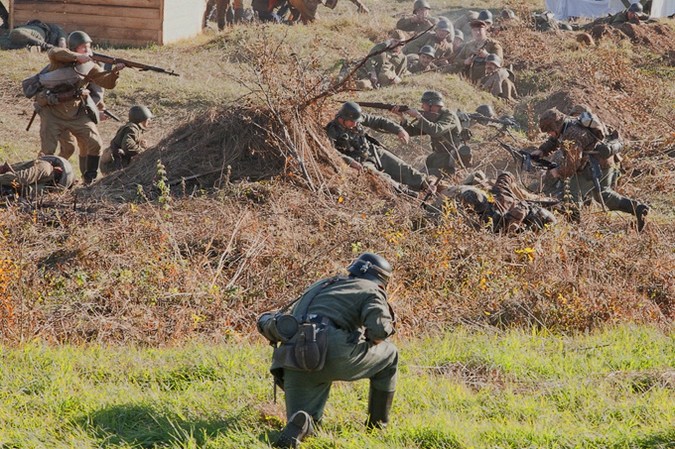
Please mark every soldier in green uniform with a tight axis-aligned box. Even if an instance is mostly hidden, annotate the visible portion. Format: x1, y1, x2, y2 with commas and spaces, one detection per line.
480, 53, 517, 102
396, 0, 438, 35
325, 102, 434, 192
100, 105, 153, 175
271, 252, 398, 448
533, 108, 649, 231
403, 19, 453, 63
448, 13, 503, 83
354, 31, 407, 90
392, 91, 465, 177
35, 31, 125, 184
408, 45, 438, 74
452, 10, 479, 38
6, 20, 67, 50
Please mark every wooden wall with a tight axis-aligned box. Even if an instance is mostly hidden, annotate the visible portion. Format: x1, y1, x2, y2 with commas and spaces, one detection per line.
9, 0, 207, 46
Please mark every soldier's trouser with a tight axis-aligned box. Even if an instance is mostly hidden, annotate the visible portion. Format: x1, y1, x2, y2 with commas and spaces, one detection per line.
425, 150, 456, 177
0, 160, 53, 188
377, 148, 427, 190
283, 339, 398, 423
288, 0, 319, 22
565, 166, 627, 211
39, 107, 103, 158
57, 131, 87, 159
9, 26, 46, 46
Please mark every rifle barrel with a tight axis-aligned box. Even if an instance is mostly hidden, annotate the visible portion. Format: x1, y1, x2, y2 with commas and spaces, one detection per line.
357, 102, 409, 112
92, 52, 180, 76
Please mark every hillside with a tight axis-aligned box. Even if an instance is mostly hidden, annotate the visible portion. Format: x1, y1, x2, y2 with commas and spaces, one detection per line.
0, 1, 674, 344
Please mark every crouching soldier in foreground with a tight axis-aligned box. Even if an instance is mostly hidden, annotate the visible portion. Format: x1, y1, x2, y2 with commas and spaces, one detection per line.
100, 105, 153, 175
270, 252, 398, 448
326, 101, 436, 194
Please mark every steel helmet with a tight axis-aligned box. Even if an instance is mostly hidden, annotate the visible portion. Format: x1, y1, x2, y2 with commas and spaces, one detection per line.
475, 104, 495, 117
421, 90, 444, 107
347, 252, 392, 287
628, 2, 643, 13
435, 20, 452, 33
454, 29, 464, 41
338, 101, 364, 123
67, 31, 92, 50
413, 0, 430, 12
539, 108, 566, 133
485, 53, 502, 68
419, 45, 436, 58
129, 105, 153, 124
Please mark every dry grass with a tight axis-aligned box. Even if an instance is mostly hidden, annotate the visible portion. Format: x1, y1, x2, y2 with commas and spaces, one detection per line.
1, 4, 675, 344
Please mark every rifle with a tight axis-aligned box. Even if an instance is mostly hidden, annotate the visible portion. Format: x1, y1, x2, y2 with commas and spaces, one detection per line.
102, 109, 121, 122
357, 102, 410, 113
92, 52, 180, 77
467, 113, 519, 129
26, 109, 38, 132
497, 139, 557, 172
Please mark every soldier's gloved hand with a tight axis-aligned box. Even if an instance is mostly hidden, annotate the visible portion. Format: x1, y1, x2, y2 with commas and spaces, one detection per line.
595, 142, 611, 158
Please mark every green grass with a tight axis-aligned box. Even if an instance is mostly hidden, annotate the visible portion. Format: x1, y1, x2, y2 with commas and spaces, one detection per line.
2, 325, 675, 448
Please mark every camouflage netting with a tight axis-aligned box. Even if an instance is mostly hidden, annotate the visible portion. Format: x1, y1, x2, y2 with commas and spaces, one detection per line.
86, 103, 345, 200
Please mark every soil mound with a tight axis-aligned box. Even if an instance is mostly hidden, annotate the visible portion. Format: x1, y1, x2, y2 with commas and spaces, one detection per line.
588, 21, 675, 53
87, 104, 344, 200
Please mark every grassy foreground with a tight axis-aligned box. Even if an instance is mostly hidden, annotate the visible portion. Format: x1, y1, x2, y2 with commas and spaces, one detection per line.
2, 325, 675, 448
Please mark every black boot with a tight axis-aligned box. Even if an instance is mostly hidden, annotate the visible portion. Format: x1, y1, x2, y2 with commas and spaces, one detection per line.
83, 155, 100, 185
618, 198, 649, 232
79, 156, 87, 182
274, 410, 313, 448
365, 387, 395, 430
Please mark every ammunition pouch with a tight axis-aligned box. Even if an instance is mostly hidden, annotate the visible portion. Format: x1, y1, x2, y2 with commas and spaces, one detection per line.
272, 317, 332, 372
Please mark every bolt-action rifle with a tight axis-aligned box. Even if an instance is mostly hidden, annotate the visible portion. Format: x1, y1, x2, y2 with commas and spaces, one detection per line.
497, 139, 557, 172
357, 102, 410, 113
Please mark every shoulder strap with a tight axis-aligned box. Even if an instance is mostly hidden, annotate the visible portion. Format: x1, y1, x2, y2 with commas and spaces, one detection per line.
299, 275, 347, 322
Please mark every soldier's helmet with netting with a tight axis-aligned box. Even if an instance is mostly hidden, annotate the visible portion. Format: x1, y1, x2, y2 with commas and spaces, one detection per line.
129, 105, 153, 124
628, 2, 643, 13
476, 104, 495, 118
539, 108, 566, 134
419, 45, 436, 58
421, 90, 444, 107
67, 31, 92, 50
338, 102, 364, 123
347, 252, 392, 287
413, 0, 430, 12
569, 104, 591, 116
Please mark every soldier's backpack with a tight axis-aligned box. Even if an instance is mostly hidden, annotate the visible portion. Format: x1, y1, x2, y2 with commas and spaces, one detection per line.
576, 111, 607, 140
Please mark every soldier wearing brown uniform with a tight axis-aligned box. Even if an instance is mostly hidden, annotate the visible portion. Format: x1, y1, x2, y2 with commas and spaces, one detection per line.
100, 105, 153, 175
449, 13, 503, 83
36, 31, 125, 184
355, 31, 407, 90
396, 0, 438, 35
480, 53, 517, 102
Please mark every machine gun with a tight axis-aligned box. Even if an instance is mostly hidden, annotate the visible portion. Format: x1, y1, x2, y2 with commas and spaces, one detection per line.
497, 139, 557, 172
467, 112, 520, 130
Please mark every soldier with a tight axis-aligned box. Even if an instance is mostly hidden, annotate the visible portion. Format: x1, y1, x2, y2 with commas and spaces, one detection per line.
396, 0, 438, 35
35, 31, 125, 184
532, 108, 649, 231
205, 0, 245, 29
609, 3, 649, 26
325, 102, 436, 193
287, 0, 368, 23
100, 105, 153, 175
402, 19, 454, 62
392, 91, 465, 177
6, 20, 67, 50
271, 252, 398, 448
448, 12, 503, 83
480, 53, 518, 102
408, 45, 438, 74
0, 156, 74, 195
452, 10, 479, 39
354, 31, 407, 90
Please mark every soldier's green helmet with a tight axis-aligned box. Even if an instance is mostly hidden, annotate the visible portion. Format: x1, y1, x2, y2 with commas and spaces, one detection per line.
485, 53, 502, 68
454, 29, 464, 41
421, 90, 444, 107
129, 105, 153, 124
338, 101, 364, 123
347, 252, 392, 287
476, 104, 495, 117
67, 31, 92, 50
477, 9, 493, 24
435, 20, 452, 33
413, 0, 430, 11
419, 45, 436, 58
628, 2, 643, 13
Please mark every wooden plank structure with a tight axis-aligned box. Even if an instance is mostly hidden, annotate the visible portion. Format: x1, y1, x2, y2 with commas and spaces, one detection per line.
9, 0, 207, 46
